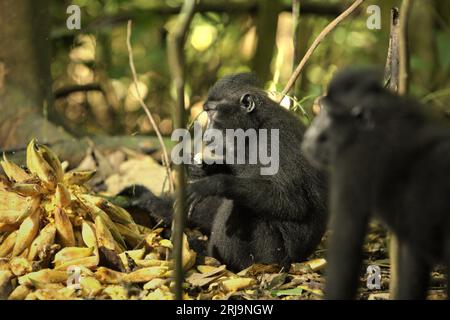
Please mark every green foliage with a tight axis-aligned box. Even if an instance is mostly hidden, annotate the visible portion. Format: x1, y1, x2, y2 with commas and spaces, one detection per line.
49, 0, 449, 136
437, 32, 450, 71
271, 288, 303, 297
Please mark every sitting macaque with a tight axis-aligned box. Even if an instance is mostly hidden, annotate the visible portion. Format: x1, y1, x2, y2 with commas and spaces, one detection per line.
121, 73, 328, 271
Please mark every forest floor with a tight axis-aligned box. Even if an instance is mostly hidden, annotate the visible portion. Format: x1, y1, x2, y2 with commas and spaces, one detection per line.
178, 223, 447, 300
1, 146, 446, 300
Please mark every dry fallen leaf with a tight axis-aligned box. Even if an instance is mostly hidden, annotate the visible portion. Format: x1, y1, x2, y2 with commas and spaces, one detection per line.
186, 265, 227, 287
221, 278, 255, 292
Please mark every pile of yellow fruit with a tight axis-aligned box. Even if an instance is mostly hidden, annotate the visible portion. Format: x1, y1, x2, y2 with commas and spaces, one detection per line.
0, 139, 195, 300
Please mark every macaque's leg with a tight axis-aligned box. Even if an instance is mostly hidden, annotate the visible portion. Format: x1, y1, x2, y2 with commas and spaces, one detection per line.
447, 260, 450, 300
394, 240, 430, 300
446, 238, 450, 300
325, 169, 370, 300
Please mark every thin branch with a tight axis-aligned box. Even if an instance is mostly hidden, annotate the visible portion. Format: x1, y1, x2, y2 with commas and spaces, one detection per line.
290, 0, 301, 99
53, 83, 103, 99
292, 0, 301, 76
51, 1, 353, 40
398, 0, 412, 95
167, 0, 196, 301
383, 7, 401, 300
126, 20, 174, 193
278, 0, 365, 103
384, 8, 400, 92
384, 1, 413, 300
422, 88, 450, 103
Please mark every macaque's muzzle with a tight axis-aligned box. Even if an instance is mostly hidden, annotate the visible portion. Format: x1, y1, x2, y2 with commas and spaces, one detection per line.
302, 111, 331, 169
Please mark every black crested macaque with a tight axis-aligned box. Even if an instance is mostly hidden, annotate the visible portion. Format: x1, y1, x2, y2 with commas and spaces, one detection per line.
121, 73, 328, 271
302, 68, 450, 299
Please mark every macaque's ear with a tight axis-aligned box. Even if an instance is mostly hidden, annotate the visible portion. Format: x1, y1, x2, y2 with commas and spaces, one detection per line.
239, 93, 256, 113
312, 96, 325, 115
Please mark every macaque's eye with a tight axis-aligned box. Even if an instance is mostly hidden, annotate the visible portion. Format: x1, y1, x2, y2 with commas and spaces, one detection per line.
240, 93, 256, 113
351, 106, 364, 119
351, 105, 374, 129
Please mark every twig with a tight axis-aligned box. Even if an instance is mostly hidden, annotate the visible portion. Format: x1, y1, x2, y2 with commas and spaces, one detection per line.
278, 0, 365, 103
422, 88, 450, 103
398, 0, 412, 95
126, 20, 174, 193
384, 8, 400, 91
384, 1, 413, 300
53, 83, 103, 99
292, 0, 301, 71
166, 0, 196, 301
384, 9, 401, 299
291, 0, 301, 96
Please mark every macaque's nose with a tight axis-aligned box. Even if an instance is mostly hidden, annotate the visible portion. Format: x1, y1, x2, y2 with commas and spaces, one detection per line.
317, 132, 328, 143
203, 101, 217, 112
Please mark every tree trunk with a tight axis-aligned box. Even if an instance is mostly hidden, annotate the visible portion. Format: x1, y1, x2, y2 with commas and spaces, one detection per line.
0, 0, 58, 149
0, 0, 166, 168
252, 0, 280, 83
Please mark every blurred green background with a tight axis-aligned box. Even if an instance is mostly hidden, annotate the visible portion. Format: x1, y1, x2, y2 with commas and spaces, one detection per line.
2, 0, 450, 139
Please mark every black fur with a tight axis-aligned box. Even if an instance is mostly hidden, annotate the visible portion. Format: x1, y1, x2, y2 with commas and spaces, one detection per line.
302, 68, 450, 299
121, 73, 328, 271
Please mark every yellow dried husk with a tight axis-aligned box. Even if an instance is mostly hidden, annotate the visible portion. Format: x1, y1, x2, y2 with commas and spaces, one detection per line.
0, 139, 195, 301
